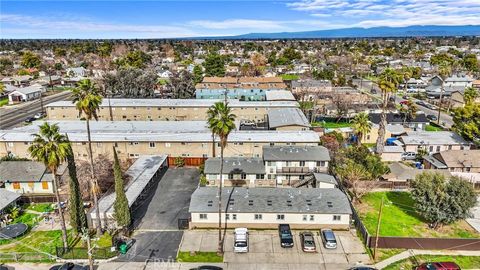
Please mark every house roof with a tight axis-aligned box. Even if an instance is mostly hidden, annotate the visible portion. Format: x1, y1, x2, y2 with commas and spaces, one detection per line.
0, 189, 21, 211
265, 90, 296, 101
313, 173, 338, 185
46, 99, 299, 109
268, 108, 310, 129
0, 161, 53, 183
263, 145, 330, 161
291, 79, 332, 88
430, 150, 480, 168
204, 157, 265, 174
9, 86, 42, 95
383, 162, 451, 181
369, 113, 428, 125
189, 187, 352, 214
0, 121, 320, 143
401, 131, 469, 146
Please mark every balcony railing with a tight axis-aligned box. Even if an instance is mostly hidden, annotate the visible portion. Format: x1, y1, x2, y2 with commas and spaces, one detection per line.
276, 167, 327, 174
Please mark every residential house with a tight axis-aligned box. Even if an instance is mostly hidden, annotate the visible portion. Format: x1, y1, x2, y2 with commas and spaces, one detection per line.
382, 162, 450, 182
0, 161, 54, 194
204, 157, 266, 187
7, 85, 43, 104
66, 67, 87, 77
423, 150, 480, 173
368, 112, 429, 130
426, 75, 472, 97
267, 108, 310, 131
291, 79, 332, 100
1, 75, 33, 87
449, 90, 480, 108
265, 90, 296, 101
189, 187, 352, 229
400, 131, 471, 154
0, 189, 21, 214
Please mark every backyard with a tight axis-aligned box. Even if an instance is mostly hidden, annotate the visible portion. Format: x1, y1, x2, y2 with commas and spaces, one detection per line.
356, 192, 479, 238
384, 255, 480, 270
312, 119, 352, 129
425, 123, 443, 131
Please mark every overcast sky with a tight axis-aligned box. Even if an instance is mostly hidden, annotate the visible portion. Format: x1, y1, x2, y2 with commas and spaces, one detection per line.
1, 0, 480, 39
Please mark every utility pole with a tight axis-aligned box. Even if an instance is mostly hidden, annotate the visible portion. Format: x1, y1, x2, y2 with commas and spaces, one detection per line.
373, 196, 384, 261
437, 77, 444, 126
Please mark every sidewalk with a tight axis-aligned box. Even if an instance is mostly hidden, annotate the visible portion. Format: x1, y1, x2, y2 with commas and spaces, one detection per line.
374, 249, 480, 269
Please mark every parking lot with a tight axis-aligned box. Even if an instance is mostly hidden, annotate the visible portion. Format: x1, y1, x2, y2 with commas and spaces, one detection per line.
180, 229, 371, 269
117, 168, 200, 262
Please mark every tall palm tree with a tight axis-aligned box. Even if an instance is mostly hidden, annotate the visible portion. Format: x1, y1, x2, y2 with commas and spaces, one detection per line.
72, 79, 103, 236
375, 68, 400, 154
207, 101, 236, 255
28, 123, 70, 248
351, 112, 372, 145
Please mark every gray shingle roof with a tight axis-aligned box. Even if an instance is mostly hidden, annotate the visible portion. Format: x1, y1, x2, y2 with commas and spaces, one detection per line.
0, 189, 21, 211
313, 173, 337, 185
268, 108, 310, 129
204, 157, 265, 174
189, 187, 352, 214
0, 161, 53, 183
263, 146, 329, 161
401, 131, 470, 146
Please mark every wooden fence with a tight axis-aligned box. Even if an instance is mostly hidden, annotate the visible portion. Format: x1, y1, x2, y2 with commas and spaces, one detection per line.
370, 237, 480, 250
167, 156, 206, 167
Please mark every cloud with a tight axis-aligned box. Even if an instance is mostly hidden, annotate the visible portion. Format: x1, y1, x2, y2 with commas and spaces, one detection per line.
288, 0, 480, 27
188, 19, 286, 30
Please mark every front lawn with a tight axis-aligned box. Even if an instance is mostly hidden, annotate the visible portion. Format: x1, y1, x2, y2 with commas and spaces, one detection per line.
177, 251, 223, 263
280, 74, 299, 80
425, 123, 443, 131
312, 120, 352, 129
0, 98, 8, 107
356, 192, 479, 238
26, 203, 54, 213
384, 255, 480, 270
0, 230, 75, 254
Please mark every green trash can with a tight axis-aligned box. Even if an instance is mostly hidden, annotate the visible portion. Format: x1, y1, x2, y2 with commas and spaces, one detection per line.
119, 243, 128, 254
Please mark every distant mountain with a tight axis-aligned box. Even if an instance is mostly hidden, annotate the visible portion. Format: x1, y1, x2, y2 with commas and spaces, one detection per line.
211, 25, 480, 39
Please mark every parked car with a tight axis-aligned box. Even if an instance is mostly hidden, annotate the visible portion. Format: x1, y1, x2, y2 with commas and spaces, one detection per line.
400, 100, 408, 105
234, 228, 248, 253
401, 152, 417, 161
415, 262, 460, 270
34, 112, 46, 119
349, 267, 377, 270
278, 224, 294, 248
321, 229, 337, 249
49, 263, 88, 270
416, 101, 427, 107
427, 114, 438, 121
24, 116, 36, 123
300, 231, 316, 252
189, 266, 223, 270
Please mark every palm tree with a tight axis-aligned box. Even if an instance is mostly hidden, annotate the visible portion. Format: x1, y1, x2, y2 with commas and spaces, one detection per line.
206, 101, 236, 255
375, 68, 400, 154
351, 112, 372, 145
28, 123, 70, 248
72, 79, 103, 236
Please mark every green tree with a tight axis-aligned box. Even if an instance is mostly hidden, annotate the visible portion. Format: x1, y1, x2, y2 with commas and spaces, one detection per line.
207, 101, 236, 254
66, 141, 87, 234
103, 68, 157, 98
193, 65, 204, 84
463, 87, 479, 105
72, 79, 104, 236
28, 123, 70, 248
0, 58, 14, 74
0, 82, 5, 95
411, 172, 476, 229
21, 51, 41, 68
452, 102, 480, 145
351, 112, 372, 145
203, 53, 225, 77
375, 68, 401, 154
400, 99, 417, 124
113, 147, 131, 228
115, 50, 151, 69
462, 54, 479, 72
336, 159, 370, 202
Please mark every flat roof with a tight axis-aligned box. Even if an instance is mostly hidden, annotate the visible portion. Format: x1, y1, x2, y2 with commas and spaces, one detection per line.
268, 108, 310, 129
0, 189, 21, 211
263, 145, 330, 161
0, 121, 320, 143
265, 90, 296, 101
204, 157, 265, 174
46, 99, 299, 108
94, 155, 167, 215
189, 187, 352, 214
401, 131, 469, 145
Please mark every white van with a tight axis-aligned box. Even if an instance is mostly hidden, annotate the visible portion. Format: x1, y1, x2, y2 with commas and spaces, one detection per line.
234, 228, 248, 253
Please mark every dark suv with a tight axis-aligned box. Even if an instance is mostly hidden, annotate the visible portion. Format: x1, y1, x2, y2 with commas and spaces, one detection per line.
278, 224, 294, 248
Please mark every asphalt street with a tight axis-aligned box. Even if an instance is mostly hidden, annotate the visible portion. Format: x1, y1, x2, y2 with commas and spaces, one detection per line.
0, 91, 71, 129
352, 78, 454, 128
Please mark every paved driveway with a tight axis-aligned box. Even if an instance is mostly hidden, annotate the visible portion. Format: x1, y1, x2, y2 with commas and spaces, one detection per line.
466, 196, 480, 233
180, 230, 371, 269
117, 168, 200, 262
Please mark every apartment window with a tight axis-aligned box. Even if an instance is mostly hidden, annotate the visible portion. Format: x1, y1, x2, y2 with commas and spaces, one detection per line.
228, 174, 234, 180
302, 215, 307, 221
309, 215, 315, 221
234, 142, 244, 145
286, 161, 292, 166
270, 142, 275, 146
232, 214, 237, 220
199, 214, 208, 220
241, 173, 246, 180
299, 175, 305, 180
254, 214, 263, 220
96, 142, 102, 147
436, 146, 441, 152
429, 146, 434, 152
300, 161, 305, 166
277, 214, 285, 220
7, 142, 13, 147
448, 145, 452, 150
226, 214, 230, 220
130, 142, 139, 145
333, 215, 341, 221
12, 182, 20, 190
316, 161, 325, 166
42, 181, 49, 190
256, 174, 265, 180
149, 142, 156, 148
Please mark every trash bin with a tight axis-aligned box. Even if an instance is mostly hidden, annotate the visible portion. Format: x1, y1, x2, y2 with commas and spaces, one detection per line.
119, 243, 128, 254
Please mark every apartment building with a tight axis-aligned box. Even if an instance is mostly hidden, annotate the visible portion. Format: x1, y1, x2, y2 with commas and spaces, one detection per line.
195, 77, 287, 100
424, 150, 480, 173
0, 121, 320, 162
189, 187, 352, 229
45, 99, 299, 123
400, 131, 471, 154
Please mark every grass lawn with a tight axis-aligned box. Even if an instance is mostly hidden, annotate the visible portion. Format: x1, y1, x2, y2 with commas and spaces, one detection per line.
425, 123, 443, 131
384, 255, 480, 270
280, 74, 299, 80
0, 230, 75, 254
26, 203, 54, 213
356, 192, 479, 238
376, 248, 407, 261
177, 251, 223, 263
0, 98, 8, 107
312, 120, 352, 129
